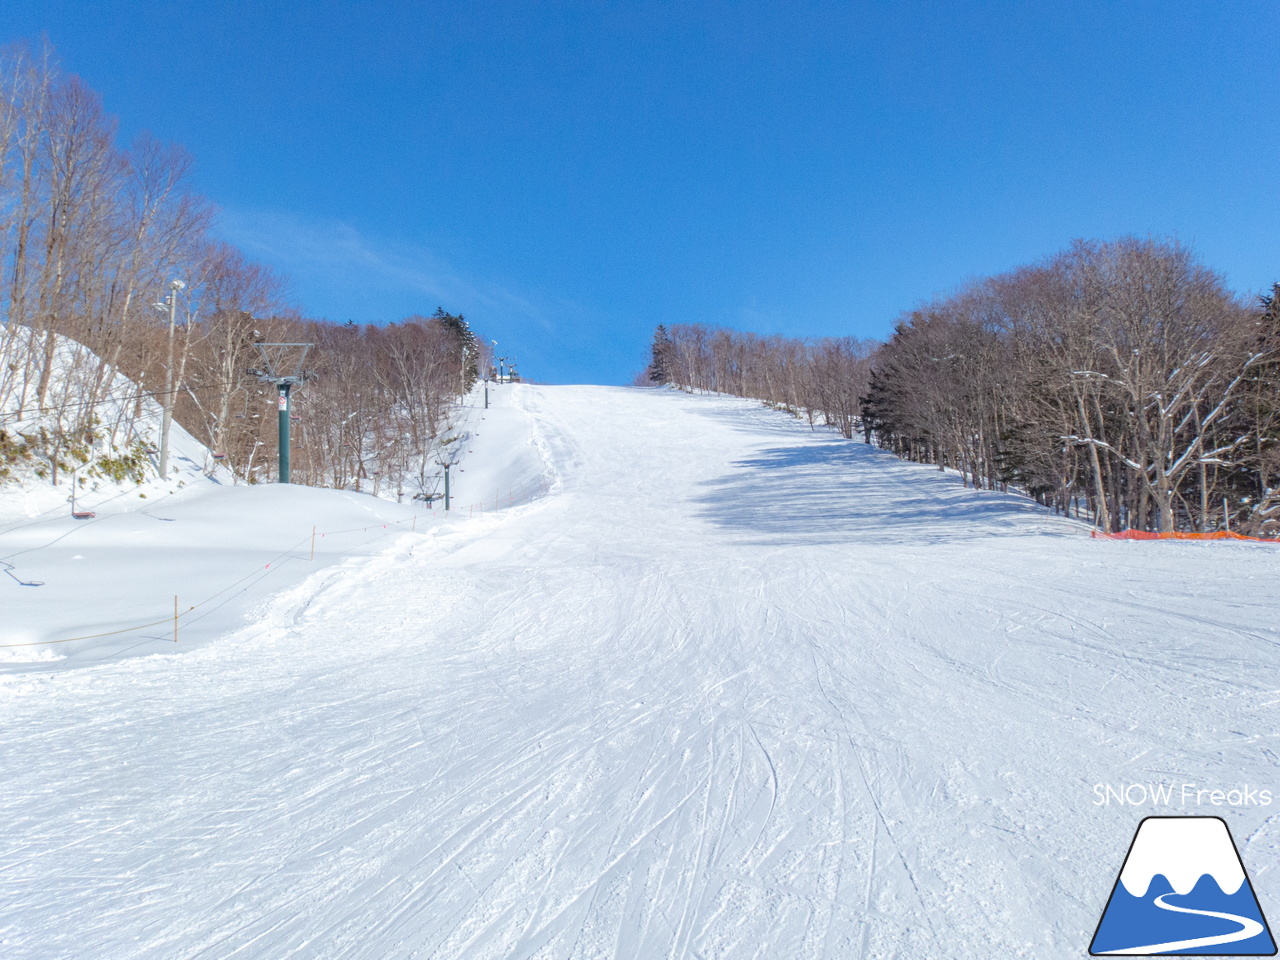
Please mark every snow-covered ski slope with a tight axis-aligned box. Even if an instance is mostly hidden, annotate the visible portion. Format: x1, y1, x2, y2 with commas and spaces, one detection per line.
0, 380, 535, 666
2, 383, 1278, 958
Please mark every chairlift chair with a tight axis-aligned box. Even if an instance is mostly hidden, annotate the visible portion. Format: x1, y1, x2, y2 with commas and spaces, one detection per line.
70, 486, 95, 520
68, 462, 97, 519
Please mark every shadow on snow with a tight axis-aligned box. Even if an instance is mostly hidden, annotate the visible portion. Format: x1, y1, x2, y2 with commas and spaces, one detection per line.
692, 435, 1073, 547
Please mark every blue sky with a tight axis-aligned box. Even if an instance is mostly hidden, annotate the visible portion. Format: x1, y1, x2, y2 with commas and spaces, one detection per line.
3, 2, 1278, 384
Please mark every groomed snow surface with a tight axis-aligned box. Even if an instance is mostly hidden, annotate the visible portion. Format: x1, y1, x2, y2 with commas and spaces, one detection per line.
2, 384, 1278, 958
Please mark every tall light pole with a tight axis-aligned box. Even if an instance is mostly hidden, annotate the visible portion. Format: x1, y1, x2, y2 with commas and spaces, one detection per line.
154, 279, 185, 479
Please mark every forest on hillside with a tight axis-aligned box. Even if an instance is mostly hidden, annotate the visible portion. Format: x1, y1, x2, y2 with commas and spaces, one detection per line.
6, 38, 1276, 534
0, 41, 484, 501
649, 239, 1280, 536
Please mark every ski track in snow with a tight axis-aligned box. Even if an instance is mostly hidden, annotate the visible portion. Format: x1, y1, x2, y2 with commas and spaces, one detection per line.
2, 384, 1279, 958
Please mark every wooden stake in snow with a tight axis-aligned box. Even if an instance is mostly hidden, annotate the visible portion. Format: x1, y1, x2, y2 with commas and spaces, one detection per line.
174, 596, 179, 643
310, 525, 317, 561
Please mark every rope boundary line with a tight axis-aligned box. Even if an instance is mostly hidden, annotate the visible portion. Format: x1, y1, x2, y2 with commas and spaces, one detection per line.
0, 516, 423, 648
1, 471, 557, 649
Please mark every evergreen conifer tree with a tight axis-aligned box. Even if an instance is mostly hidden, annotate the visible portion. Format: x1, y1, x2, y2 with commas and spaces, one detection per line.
650, 325, 673, 384
433, 307, 480, 391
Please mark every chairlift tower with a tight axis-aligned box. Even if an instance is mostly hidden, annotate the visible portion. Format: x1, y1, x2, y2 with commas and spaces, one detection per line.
436, 431, 464, 511
249, 343, 313, 484
436, 457, 458, 510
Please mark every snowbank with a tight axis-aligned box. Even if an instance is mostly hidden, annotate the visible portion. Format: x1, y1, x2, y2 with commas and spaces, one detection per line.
0, 374, 550, 669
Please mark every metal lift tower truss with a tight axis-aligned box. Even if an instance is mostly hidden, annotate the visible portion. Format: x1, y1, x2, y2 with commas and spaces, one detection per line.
250, 343, 313, 484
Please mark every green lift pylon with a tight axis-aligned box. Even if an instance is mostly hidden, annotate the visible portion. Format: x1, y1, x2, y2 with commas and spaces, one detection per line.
250, 343, 312, 484
277, 382, 293, 483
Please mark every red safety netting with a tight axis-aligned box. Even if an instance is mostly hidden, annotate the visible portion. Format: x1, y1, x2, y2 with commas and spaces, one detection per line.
1091, 529, 1279, 543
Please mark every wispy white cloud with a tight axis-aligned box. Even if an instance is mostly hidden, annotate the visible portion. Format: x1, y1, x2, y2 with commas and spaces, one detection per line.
215, 207, 555, 331
213, 207, 636, 383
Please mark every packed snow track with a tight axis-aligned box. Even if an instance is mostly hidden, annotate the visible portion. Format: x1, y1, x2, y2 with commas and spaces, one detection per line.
2, 384, 1278, 958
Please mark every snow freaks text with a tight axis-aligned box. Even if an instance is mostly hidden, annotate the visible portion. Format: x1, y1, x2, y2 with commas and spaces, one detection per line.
1093, 783, 1274, 807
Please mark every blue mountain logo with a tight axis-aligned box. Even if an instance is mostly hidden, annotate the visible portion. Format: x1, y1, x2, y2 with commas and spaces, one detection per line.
1091, 816, 1275, 955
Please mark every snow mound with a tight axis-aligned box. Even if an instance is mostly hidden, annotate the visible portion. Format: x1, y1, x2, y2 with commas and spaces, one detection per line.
1, 374, 550, 670
0, 325, 225, 525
